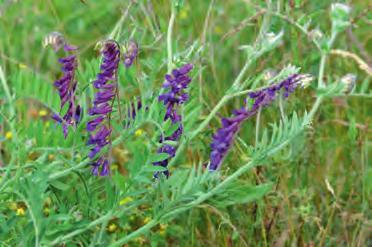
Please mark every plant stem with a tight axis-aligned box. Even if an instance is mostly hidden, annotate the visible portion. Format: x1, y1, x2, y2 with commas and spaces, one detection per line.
318, 54, 326, 88
278, 96, 285, 122
0, 65, 14, 116
167, 4, 176, 73
50, 211, 114, 245
255, 107, 262, 145
110, 219, 158, 247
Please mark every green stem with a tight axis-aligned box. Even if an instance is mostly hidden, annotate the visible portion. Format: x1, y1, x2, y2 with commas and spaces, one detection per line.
167, 4, 176, 73
50, 211, 114, 245
255, 107, 262, 145
278, 96, 285, 122
231, 59, 253, 90
0, 66, 14, 116
318, 54, 326, 88
110, 219, 158, 247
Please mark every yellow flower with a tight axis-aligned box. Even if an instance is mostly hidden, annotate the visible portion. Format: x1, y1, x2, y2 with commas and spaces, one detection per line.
39, 110, 48, 117
134, 129, 144, 137
135, 237, 146, 244
159, 223, 167, 236
160, 223, 167, 230
18, 63, 27, 69
48, 154, 55, 161
119, 197, 133, 206
16, 207, 26, 216
179, 9, 189, 20
107, 223, 118, 233
143, 217, 152, 224
5, 131, 12, 140
214, 26, 223, 35
43, 207, 50, 216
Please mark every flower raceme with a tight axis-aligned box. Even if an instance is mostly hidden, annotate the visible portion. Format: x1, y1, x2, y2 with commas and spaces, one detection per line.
209, 73, 312, 171
87, 41, 121, 176
45, 32, 81, 138
153, 64, 194, 176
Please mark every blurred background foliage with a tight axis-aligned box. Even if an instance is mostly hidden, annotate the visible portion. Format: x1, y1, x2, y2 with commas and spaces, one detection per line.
0, 0, 371, 246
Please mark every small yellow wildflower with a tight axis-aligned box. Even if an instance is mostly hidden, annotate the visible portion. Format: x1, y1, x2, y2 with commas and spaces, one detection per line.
43, 207, 50, 216
18, 63, 27, 69
135, 236, 146, 244
48, 154, 55, 161
16, 207, 26, 216
5, 131, 12, 140
214, 26, 223, 35
39, 110, 48, 117
143, 217, 152, 224
119, 197, 133, 206
111, 163, 119, 170
107, 223, 118, 233
179, 9, 189, 20
159, 223, 167, 236
134, 129, 144, 137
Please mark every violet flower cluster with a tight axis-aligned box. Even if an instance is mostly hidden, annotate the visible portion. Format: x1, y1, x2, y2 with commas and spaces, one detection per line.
209, 73, 307, 171
154, 64, 193, 176
87, 41, 120, 176
48, 33, 81, 138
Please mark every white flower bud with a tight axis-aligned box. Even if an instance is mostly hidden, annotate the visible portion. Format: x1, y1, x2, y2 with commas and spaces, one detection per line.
340, 73, 356, 94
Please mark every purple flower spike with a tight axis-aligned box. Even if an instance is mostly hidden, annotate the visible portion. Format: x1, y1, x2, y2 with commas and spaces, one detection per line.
123, 41, 138, 68
209, 73, 308, 171
87, 40, 121, 176
153, 64, 193, 176
47, 33, 81, 138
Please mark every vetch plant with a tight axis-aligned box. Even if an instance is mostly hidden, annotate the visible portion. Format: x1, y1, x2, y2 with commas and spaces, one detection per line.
209, 74, 312, 170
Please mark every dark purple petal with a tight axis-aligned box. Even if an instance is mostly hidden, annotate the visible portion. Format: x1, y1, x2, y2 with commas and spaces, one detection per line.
87, 116, 105, 132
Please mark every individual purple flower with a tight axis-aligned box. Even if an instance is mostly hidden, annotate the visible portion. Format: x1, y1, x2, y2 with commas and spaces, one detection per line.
209, 73, 311, 171
87, 40, 120, 176
153, 64, 193, 176
47, 32, 81, 138
123, 41, 138, 68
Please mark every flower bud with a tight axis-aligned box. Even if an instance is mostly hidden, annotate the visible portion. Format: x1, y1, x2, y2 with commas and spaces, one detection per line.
340, 73, 356, 94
